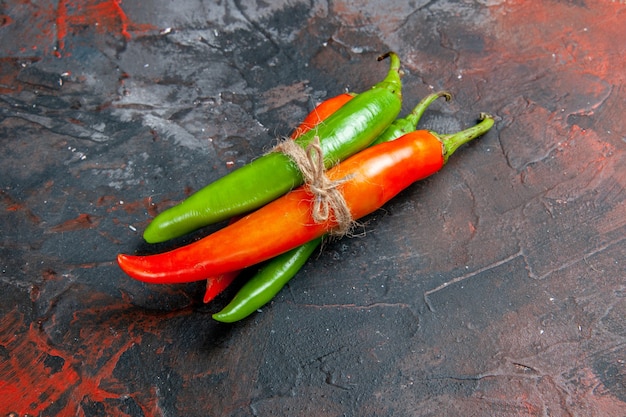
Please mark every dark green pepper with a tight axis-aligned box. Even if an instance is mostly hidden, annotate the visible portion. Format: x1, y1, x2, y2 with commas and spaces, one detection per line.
143, 53, 403, 243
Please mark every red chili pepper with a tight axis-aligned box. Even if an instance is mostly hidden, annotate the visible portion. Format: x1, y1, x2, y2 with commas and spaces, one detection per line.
203, 269, 239, 303
117, 114, 494, 284
289, 93, 355, 139
202, 93, 355, 303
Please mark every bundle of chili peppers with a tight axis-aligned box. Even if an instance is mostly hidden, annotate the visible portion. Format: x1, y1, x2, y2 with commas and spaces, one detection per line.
117, 53, 494, 322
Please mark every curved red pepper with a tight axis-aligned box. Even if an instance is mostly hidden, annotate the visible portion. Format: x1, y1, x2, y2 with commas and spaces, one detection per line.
117, 114, 493, 284
289, 93, 355, 139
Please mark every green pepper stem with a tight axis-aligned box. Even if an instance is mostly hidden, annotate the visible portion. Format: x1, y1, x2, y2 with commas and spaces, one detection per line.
405, 91, 452, 127
441, 112, 494, 162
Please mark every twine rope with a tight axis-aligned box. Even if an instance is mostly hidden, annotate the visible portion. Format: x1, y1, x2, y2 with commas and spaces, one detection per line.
273, 137, 354, 236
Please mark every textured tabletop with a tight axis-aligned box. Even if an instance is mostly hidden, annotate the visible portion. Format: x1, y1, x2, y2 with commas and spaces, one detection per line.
1, 1, 625, 415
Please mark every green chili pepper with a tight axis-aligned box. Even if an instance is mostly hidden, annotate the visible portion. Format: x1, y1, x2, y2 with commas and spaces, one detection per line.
212, 91, 451, 323
371, 91, 452, 145
142, 53, 403, 244
211, 236, 323, 323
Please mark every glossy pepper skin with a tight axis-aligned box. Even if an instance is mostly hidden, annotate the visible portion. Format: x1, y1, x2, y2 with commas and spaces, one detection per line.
290, 93, 355, 139
142, 53, 403, 244
212, 237, 323, 322
203, 268, 240, 303
203, 93, 355, 303
117, 114, 494, 284
370, 91, 452, 146
212, 92, 451, 321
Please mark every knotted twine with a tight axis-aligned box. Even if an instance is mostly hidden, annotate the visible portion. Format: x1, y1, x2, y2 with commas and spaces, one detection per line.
272, 137, 354, 236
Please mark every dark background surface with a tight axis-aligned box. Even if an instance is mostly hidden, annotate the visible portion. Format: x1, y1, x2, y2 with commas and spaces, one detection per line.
1, 1, 625, 416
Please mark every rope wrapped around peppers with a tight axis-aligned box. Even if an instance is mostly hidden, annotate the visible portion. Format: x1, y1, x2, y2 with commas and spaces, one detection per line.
117, 114, 494, 284
203, 91, 357, 303
202, 89, 447, 303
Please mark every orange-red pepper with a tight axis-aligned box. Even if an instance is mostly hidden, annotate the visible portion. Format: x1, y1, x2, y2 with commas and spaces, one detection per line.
117, 114, 493, 284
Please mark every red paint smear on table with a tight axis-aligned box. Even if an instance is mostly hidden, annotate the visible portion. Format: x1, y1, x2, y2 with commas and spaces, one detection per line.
0, 304, 176, 415
54, 0, 155, 56
47, 213, 100, 233
483, 0, 626, 176
100, 194, 182, 218
0, 189, 42, 224
0, 313, 80, 416
488, 0, 626, 84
